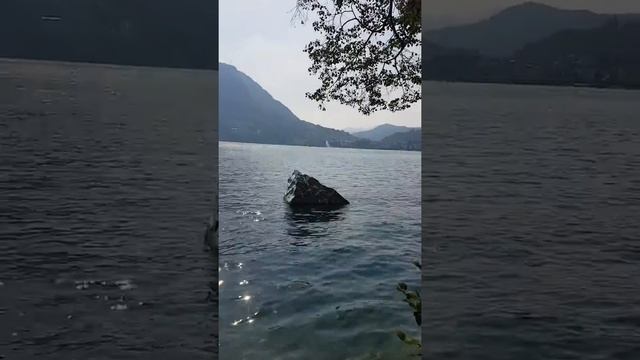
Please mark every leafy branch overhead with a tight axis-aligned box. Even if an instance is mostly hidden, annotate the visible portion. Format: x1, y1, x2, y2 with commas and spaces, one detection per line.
294, 0, 421, 115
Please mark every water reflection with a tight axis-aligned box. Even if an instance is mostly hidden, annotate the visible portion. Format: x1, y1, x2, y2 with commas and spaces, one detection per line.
284, 207, 346, 239
219, 142, 421, 359
219, 260, 261, 328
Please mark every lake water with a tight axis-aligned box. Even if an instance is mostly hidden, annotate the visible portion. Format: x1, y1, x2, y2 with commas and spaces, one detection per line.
424, 82, 640, 359
0, 60, 217, 359
218, 142, 421, 360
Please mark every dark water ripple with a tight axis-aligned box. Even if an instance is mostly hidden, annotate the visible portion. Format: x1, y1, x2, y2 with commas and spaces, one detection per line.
0, 60, 217, 359
219, 143, 421, 360
423, 82, 640, 360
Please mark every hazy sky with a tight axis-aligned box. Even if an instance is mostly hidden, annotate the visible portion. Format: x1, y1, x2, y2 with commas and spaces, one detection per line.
219, 1, 420, 131
424, 0, 640, 29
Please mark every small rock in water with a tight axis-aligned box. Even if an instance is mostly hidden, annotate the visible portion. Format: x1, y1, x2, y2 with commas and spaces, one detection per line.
284, 170, 349, 208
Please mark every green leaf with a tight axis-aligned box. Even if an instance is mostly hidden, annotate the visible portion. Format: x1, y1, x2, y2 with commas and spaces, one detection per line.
396, 331, 421, 348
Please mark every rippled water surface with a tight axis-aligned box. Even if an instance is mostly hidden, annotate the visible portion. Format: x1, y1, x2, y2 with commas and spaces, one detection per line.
424, 82, 640, 360
0, 59, 217, 359
219, 142, 421, 360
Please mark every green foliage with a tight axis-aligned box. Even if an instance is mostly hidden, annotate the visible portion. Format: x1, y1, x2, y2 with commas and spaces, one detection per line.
395, 260, 421, 357
396, 282, 421, 326
294, 0, 421, 115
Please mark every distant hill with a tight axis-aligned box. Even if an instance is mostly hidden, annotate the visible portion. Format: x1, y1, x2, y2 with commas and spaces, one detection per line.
516, 18, 640, 63
513, 19, 640, 87
0, 0, 217, 69
219, 63, 420, 151
353, 124, 420, 141
219, 63, 356, 147
379, 129, 421, 151
424, 18, 640, 89
423, 3, 640, 89
426, 2, 609, 57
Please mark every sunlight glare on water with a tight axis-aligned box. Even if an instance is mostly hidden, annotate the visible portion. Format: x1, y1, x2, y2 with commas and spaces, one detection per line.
219, 142, 421, 360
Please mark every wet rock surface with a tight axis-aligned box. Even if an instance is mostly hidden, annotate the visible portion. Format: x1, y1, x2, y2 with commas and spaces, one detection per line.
283, 170, 349, 208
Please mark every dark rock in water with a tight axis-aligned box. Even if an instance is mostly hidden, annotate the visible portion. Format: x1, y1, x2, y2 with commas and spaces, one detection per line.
284, 170, 349, 208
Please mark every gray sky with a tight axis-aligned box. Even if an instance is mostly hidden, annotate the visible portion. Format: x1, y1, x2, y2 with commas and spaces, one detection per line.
425, 0, 640, 29
219, 1, 420, 131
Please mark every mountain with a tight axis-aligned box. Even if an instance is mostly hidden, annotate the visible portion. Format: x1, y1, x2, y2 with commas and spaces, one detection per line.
424, 18, 640, 89
0, 0, 217, 69
219, 64, 420, 151
512, 18, 640, 87
219, 63, 357, 147
353, 124, 420, 141
425, 2, 607, 57
378, 129, 421, 151
423, 3, 640, 89
516, 18, 640, 62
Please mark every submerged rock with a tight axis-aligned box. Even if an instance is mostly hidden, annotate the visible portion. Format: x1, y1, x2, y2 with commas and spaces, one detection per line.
284, 170, 349, 208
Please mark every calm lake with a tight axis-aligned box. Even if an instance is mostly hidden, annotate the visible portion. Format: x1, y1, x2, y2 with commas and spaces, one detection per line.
218, 142, 421, 360
424, 82, 640, 360
0, 60, 217, 359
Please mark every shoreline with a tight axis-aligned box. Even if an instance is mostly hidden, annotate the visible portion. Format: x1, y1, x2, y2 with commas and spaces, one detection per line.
423, 78, 640, 92
0, 56, 217, 73
219, 140, 420, 153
